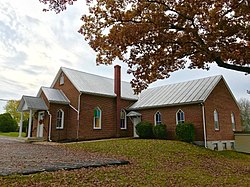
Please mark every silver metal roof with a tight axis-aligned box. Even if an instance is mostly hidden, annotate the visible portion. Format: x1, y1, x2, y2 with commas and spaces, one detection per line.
52, 67, 138, 100
40, 87, 70, 104
17, 96, 48, 112
129, 75, 223, 110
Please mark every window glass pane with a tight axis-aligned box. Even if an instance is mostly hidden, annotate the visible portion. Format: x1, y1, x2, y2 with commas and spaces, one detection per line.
94, 108, 100, 118
213, 143, 218, 151
230, 142, 235, 150
56, 110, 63, 128
222, 143, 227, 150
120, 119, 125, 128
177, 110, 184, 124
214, 110, 219, 130
120, 110, 126, 129
95, 118, 100, 128
94, 107, 101, 129
155, 112, 161, 125
231, 113, 236, 130
120, 110, 125, 119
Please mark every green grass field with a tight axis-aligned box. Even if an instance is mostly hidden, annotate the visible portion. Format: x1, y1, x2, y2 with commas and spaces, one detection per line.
0, 139, 249, 186
0, 132, 25, 138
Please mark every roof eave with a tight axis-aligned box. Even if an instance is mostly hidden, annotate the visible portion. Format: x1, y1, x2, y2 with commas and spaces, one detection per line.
48, 100, 70, 105
129, 101, 204, 110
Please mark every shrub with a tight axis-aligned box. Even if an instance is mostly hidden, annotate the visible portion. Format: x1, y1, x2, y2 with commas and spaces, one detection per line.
176, 122, 195, 143
136, 121, 154, 139
153, 124, 167, 139
0, 113, 18, 132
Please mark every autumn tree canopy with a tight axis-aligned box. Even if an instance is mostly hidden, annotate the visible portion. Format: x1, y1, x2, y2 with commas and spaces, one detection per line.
40, 0, 250, 92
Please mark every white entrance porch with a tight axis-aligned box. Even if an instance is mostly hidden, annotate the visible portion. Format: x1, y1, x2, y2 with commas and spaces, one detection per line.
17, 96, 48, 140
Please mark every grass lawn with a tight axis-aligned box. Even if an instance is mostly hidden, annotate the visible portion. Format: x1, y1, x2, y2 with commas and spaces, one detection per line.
0, 132, 25, 138
0, 139, 250, 186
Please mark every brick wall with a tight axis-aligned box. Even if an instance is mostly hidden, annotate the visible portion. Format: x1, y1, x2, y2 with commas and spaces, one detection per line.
78, 94, 134, 140
53, 72, 79, 108
49, 68, 135, 141
204, 79, 241, 141
137, 104, 204, 140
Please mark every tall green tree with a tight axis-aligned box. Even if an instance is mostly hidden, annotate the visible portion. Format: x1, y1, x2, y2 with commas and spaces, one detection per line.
238, 98, 250, 131
4, 100, 29, 123
40, 0, 250, 92
0, 113, 18, 132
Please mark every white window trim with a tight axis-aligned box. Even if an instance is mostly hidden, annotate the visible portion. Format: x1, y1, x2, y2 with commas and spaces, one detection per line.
56, 109, 64, 129
93, 107, 102, 130
231, 112, 236, 131
176, 109, 185, 124
120, 109, 127, 130
154, 111, 162, 126
214, 109, 219, 130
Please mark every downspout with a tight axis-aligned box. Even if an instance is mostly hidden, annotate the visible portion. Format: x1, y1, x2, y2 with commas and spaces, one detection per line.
47, 110, 52, 142
76, 92, 82, 140
201, 103, 207, 148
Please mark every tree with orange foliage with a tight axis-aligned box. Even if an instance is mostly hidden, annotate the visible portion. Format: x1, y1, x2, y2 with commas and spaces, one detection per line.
40, 0, 250, 92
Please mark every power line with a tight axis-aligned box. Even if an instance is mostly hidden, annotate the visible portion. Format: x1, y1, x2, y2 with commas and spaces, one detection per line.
0, 99, 9, 102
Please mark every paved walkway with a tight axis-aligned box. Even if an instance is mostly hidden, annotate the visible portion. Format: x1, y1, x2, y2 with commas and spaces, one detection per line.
0, 136, 128, 176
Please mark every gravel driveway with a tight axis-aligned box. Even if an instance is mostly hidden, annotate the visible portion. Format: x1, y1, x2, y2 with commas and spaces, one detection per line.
0, 136, 128, 176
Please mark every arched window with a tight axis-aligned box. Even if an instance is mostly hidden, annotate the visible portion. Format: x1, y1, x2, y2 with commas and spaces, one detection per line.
56, 109, 64, 129
94, 107, 102, 129
120, 109, 127, 129
231, 112, 236, 131
176, 109, 185, 124
214, 110, 219, 130
154, 111, 162, 125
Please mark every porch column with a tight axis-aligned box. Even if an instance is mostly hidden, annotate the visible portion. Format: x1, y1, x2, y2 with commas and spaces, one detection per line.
18, 112, 24, 138
27, 109, 32, 138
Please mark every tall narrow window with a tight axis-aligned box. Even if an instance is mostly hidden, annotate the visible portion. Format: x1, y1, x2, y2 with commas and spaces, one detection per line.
94, 107, 101, 129
231, 112, 236, 131
214, 110, 219, 130
59, 74, 64, 85
154, 111, 161, 125
176, 109, 185, 124
120, 109, 127, 129
56, 109, 64, 129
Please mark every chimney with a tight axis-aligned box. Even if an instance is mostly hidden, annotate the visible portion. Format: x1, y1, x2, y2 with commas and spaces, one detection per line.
114, 65, 121, 98
114, 65, 121, 137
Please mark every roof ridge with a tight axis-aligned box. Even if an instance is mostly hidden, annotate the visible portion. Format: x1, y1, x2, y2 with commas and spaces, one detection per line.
61, 67, 131, 84
147, 75, 222, 91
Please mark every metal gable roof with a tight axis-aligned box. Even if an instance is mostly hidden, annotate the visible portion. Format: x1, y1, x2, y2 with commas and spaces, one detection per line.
52, 67, 138, 100
17, 96, 48, 112
40, 87, 70, 104
129, 75, 222, 110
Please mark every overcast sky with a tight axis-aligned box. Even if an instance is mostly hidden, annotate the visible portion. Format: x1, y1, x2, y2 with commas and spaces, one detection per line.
0, 0, 249, 114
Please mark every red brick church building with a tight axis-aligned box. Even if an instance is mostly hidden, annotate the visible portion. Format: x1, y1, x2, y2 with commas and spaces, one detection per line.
17, 65, 241, 151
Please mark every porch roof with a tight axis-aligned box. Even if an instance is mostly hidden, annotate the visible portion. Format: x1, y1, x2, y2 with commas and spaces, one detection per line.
127, 111, 142, 117
17, 96, 48, 112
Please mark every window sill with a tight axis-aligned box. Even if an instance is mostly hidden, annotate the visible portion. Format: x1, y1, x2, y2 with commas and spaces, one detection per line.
93, 128, 102, 130
120, 128, 127, 130
56, 128, 64, 130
